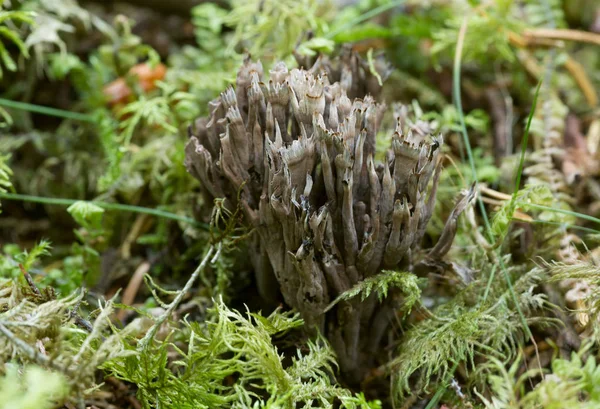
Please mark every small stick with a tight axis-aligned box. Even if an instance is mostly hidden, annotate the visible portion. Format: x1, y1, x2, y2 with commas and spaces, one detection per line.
19, 264, 41, 297
137, 246, 215, 349
480, 186, 512, 201
480, 196, 505, 207
68, 289, 94, 333
73, 315, 94, 333
523, 28, 600, 46
564, 57, 598, 107
117, 261, 151, 322
507, 32, 598, 107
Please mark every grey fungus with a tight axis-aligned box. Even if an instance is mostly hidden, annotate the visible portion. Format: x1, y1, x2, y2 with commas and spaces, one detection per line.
185, 52, 471, 383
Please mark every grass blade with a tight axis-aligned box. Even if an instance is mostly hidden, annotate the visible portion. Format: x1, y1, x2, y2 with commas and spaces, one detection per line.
0, 98, 94, 122
0, 192, 208, 230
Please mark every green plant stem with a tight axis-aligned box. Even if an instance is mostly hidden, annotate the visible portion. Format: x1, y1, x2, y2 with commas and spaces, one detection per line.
511, 81, 542, 208
483, 82, 542, 303
0, 98, 95, 122
453, 17, 492, 238
526, 219, 600, 235
424, 361, 460, 409
453, 18, 539, 367
527, 203, 600, 226
325, 0, 405, 39
0, 192, 208, 230
482, 264, 498, 301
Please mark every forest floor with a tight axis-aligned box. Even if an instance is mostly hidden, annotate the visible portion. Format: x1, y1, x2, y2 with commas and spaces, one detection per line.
1, 1, 600, 408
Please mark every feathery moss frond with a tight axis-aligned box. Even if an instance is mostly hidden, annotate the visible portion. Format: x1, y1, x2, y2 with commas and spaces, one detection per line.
0, 10, 34, 79
389, 266, 557, 400
224, 0, 333, 59
325, 270, 423, 313
67, 201, 105, 230
0, 279, 133, 406
2, 239, 53, 275
0, 153, 13, 213
477, 343, 600, 409
491, 184, 557, 239
103, 297, 376, 409
0, 365, 68, 409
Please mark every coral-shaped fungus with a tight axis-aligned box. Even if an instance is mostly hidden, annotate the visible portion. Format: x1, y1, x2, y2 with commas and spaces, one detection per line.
185, 52, 472, 382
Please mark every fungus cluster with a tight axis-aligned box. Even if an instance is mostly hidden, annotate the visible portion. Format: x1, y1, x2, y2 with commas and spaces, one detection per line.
185, 52, 470, 382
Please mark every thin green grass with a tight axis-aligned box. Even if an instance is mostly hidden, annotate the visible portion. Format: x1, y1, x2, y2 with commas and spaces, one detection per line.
0, 192, 208, 230
482, 81, 542, 303
0, 98, 94, 122
451, 16, 542, 385
424, 362, 459, 409
526, 220, 600, 235
482, 264, 498, 301
424, 384, 447, 409
527, 203, 600, 226
453, 18, 492, 238
0, 95, 209, 230
511, 80, 542, 213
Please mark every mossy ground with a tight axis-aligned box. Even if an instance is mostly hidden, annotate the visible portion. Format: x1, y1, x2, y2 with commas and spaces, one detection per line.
1, 1, 600, 408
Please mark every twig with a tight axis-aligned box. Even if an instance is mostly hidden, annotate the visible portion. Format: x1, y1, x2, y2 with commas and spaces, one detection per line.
120, 214, 153, 259
564, 57, 598, 107
137, 245, 215, 349
480, 196, 505, 207
73, 315, 94, 333
523, 28, 600, 46
510, 39, 597, 109
117, 261, 151, 322
516, 49, 543, 78
68, 290, 95, 333
18, 264, 41, 297
480, 186, 512, 201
